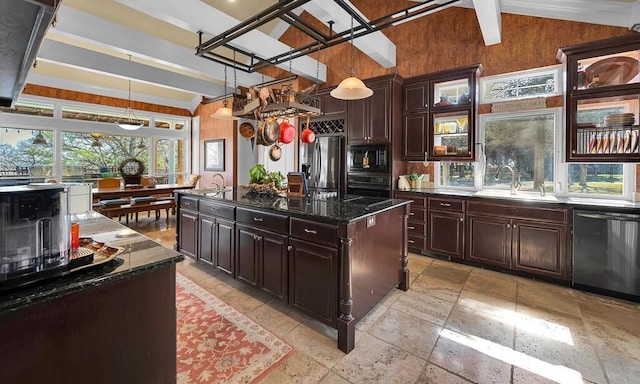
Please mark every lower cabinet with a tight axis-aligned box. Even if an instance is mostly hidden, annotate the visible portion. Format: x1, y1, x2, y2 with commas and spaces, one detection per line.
236, 223, 288, 302
178, 209, 198, 259
288, 238, 337, 326
466, 200, 570, 280
428, 197, 465, 260
199, 214, 234, 276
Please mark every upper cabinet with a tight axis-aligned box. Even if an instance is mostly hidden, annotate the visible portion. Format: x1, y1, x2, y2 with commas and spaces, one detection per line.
558, 34, 640, 162
317, 89, 346, 117
401, 64, 482, 161
347, 75, 401, 144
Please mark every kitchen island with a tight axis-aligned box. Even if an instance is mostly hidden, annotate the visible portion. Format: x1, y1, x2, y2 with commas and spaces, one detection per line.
175, 187, 411, 353
0, 211, 184, 384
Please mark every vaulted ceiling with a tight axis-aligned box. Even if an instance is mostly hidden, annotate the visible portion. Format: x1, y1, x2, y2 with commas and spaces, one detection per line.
26, 0, 640, 112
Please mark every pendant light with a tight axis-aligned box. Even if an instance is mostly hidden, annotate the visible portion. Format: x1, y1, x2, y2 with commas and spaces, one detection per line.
330, 14, 373, 100
116, 55, 143, 130
212, 52, 239, 121
32, 131, 47, 145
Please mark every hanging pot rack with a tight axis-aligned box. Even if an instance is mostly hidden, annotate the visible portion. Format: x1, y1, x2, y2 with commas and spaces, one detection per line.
195, 0, 461, 73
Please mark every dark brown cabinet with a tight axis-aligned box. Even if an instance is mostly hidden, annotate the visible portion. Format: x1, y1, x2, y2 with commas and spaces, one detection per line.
199, 215, 234, 276
347, 76, 399, 144
395, 192, 427, 254
402, 113, 428, 160
466, 200, 570, 280
177, 197, 199, 259
558, 35, 640, 162
401, 65, 482, 161
427, 197, 465, 260
403, 79, 430, 114
235, 207, 289, 302
288, 238, 337, 326
318, 89, 346, 116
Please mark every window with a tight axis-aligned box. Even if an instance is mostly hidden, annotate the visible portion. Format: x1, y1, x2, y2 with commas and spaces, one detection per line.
0, 96, 190, 185
61, 132, 149, 185
480, 65, 561, 103
482, 111, 556, 193
0, 128, 54, 183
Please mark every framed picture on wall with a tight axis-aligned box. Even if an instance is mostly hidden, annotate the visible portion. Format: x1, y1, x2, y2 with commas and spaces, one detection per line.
204, 139, 225, 171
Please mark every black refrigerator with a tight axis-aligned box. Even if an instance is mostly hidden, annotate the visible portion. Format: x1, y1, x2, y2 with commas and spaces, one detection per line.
299, 136, 343, 193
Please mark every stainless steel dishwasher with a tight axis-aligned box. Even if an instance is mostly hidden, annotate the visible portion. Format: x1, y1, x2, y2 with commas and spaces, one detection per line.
573, 210, 640, 300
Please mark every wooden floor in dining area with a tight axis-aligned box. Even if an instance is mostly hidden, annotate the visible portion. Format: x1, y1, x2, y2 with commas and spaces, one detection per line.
130, 214, 640, 384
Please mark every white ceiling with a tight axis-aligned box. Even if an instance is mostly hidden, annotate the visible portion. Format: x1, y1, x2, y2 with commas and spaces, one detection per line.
25, 0, 640, 113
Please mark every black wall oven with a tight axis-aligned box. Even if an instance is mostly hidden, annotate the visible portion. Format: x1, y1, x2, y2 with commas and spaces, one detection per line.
347, 174, 391, 198
347, 144, 389, 173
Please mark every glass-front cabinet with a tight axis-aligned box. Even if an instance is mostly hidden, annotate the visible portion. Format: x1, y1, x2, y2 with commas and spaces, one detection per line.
558, 34, 640, 162
427, 65, 481, 161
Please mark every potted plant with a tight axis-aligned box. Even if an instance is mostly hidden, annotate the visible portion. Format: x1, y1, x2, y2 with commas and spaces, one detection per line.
407, 173, 423, 189
118, 158, 145, 186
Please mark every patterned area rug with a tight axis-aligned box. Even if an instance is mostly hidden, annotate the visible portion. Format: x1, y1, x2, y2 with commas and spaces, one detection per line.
176, 273, 293, 383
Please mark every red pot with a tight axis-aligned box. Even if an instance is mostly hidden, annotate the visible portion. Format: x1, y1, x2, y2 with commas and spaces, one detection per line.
278, 121, 296, 144
301, 128, 315, 143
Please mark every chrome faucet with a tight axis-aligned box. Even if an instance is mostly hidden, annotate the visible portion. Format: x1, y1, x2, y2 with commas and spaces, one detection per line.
212, 173, 225, 191
539, 182, 546, 197
495, 165, 521, 195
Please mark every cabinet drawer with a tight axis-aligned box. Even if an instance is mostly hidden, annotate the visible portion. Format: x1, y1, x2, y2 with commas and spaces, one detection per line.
290, 218, 337, 247
408, 234, 426, 250
180, 197, 198, 211
236, 207, 288, 234
468, 200, 568, 224
428, 197, 465, 213
407, 222, 426, 236
395, 193, 427, 208
199, 200, 235, 220
408, 207, 426, 222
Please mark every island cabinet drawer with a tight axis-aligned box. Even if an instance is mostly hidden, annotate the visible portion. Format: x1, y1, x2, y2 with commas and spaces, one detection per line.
180, 197, 198, 211
395, 192, 427, 208
428, 197, 465, 213
236, 207, 288, 234
199, 200, 235, 220
290, 218, 337, 247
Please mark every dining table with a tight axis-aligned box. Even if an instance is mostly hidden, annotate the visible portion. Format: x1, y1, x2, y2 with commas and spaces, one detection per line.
92, 183, 195, 201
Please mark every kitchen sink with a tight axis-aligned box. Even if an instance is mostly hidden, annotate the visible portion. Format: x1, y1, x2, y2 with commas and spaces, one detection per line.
472, 190, 560, 202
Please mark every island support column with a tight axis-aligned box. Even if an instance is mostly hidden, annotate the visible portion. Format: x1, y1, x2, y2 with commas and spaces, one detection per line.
337, 224, 355, 353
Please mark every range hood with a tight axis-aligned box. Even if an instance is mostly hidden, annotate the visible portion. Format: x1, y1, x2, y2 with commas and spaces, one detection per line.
0, 0, 60, 107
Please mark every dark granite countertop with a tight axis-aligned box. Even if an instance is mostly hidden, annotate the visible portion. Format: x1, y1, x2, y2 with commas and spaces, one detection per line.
0, 211, 184, 313
396, 188, 640, 211
177, 187, 411, 224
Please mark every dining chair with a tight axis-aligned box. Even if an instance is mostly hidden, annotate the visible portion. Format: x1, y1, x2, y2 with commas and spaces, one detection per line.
97, 177, 122, 189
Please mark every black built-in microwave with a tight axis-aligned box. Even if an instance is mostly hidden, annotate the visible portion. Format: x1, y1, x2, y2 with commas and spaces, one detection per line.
347, 144, 389, 173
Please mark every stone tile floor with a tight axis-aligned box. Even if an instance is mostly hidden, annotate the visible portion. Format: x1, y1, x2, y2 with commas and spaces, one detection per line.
130, 215, 640, 384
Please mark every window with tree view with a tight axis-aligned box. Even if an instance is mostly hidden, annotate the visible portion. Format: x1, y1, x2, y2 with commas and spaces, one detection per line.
483, 112, 555, 193
0, 128, 53, 184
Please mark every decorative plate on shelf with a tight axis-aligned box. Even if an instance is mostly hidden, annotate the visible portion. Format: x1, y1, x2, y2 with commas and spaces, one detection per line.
585, 56, 639, 86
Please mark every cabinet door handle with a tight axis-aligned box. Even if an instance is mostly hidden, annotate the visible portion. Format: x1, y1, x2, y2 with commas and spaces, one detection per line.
507, 223, 511, 228
408, 240, 415, 244
253, 217, 263, 222
459, 217, 463, 222
408, 226, 415, 230
513, 224, 517, 228
409, 212, 415, 216
253, 235, 258, 240
304, 228, 318, 234
287, 245, 293, 251
440, 202, 451, 207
